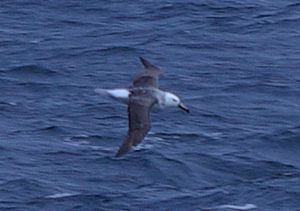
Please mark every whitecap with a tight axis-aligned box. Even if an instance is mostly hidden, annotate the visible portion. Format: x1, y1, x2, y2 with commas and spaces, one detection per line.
133, 143, 153, 151
45, 192, 78, 199
201, 131, 223, 140
63, 135, 90, 147
145, 136, 164, 142
90, 145, 114, 152
216, 203, 257, 210
73, 134, 90, 138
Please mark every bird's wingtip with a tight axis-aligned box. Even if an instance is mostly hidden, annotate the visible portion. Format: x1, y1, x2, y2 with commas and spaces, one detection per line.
115, 149, 127, 158
139, 56, 158, 70
94, 88, 107, 95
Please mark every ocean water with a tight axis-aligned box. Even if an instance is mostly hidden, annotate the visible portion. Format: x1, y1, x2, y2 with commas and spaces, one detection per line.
1, 0, 300, 210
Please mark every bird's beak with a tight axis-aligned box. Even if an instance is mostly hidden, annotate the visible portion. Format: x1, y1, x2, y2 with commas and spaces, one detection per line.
178, 102, 189, 113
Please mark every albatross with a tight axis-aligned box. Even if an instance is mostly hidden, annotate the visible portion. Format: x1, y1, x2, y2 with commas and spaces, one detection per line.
95, 57, 189, 157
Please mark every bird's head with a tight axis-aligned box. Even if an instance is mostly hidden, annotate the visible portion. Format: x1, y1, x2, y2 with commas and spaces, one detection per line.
165, 92, 189, 113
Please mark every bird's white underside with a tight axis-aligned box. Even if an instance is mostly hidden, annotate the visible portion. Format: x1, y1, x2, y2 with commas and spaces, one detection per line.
95, 88, 181, 108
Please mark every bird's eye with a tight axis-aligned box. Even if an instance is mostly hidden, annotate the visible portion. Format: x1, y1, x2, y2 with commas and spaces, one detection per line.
172, 99, 177, 102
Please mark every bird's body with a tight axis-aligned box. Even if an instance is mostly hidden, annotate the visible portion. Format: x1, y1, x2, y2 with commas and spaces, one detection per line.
95, 57, 189, 157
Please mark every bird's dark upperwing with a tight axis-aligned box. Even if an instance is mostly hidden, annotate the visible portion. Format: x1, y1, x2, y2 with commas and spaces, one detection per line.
115, 90, 156, 157
132, 57, 161, 88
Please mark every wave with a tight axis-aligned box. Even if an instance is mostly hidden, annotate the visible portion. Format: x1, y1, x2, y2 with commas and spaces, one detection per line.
215, 203, 257, 210
63, 134, 117, 154
154, 132, 201, 139
1, 178, 49, 197
286, 2, 300, 9
3, 65, 60, 85
0, 101, 17, 107
8, 65, 57, 75
35, 125, 68, 135
66, 134, 112, 142
45, 192, 79, 199
243, 126, 300, 169
99, 46, 141, 54
132, 142, 154, 151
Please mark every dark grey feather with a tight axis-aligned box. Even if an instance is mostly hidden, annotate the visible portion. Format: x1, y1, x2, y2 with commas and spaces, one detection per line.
115, 89, 157, 157
132, 57, 161, 88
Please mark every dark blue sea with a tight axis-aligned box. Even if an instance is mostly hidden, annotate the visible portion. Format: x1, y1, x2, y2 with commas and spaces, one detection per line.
1, 1, 300, 210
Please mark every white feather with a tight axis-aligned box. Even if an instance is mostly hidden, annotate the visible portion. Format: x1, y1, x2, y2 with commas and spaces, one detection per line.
95, 88, 130, 104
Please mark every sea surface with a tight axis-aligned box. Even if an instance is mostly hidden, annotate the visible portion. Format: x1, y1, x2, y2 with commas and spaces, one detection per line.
1, 0, 300, 210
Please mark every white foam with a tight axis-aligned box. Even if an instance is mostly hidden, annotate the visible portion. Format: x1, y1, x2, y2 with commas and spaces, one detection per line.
73, 134, 89, 138
63, 140, 90, 147
46, 192, 77, 199
145, 136, 164, 141
216, 204, 257, 210
133, 143, 153, 151
90, 145, 114, 152
8, 102, 17, 106
202, 131, 223, 140
63, 135, 90, 147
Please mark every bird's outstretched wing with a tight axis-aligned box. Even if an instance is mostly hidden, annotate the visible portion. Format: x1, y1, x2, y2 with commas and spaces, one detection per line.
115, 89, 156, 157
132, 57, 161, 88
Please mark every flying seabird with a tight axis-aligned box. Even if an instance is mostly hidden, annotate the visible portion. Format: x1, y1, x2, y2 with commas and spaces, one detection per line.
95, 57, 189, 157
